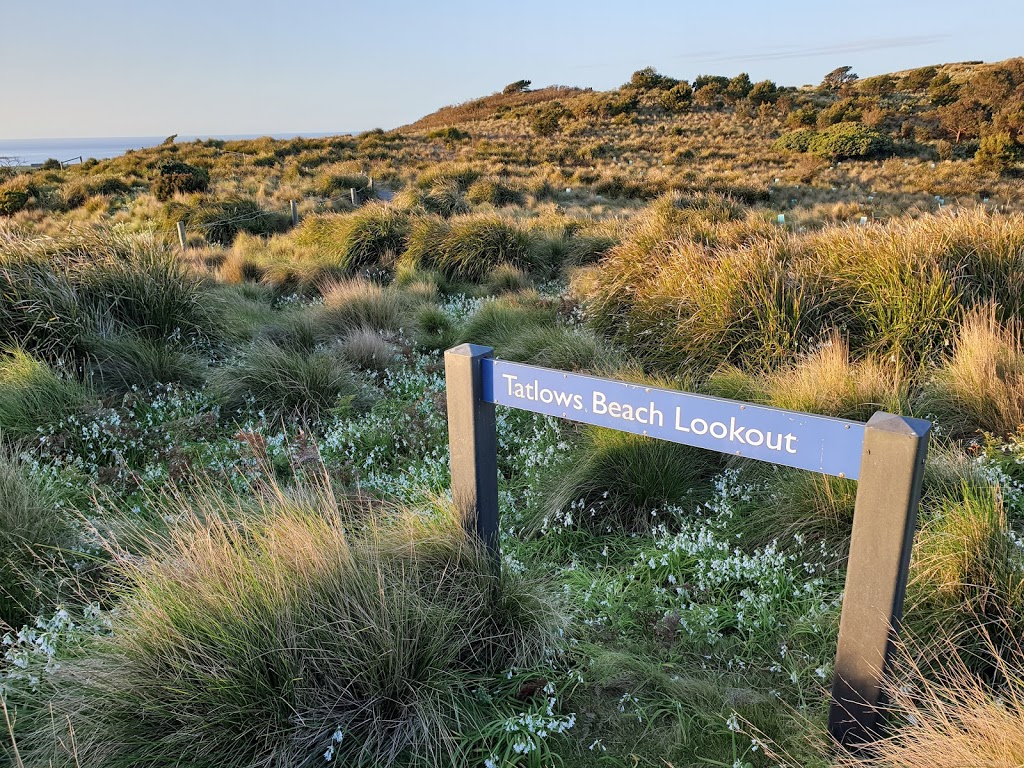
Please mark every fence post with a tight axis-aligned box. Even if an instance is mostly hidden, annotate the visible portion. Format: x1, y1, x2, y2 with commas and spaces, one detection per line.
829, 412, 930, 745
176, 221, 187, 251
350, 187, 358, 206
368, 176, 374, 192
444, 344, 500, 567
290, 200, 299, 227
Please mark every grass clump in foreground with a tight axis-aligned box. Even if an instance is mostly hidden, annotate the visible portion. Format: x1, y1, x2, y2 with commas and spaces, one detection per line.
20, 480, 564, 768
0, 447, 74, 630
0, 349, 91, 439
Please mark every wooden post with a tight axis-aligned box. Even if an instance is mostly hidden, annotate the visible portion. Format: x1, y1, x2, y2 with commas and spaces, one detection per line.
350, 187, 358, 206
368, 176, 374, 192
290, 200, 299, 227
829, 412, 930, 745
444, 344, 500, 567
176, 221, 187, 251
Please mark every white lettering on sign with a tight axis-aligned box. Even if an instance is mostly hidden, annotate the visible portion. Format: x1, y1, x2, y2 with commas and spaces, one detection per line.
673, 409, 797, 454
502, 373, 584, 411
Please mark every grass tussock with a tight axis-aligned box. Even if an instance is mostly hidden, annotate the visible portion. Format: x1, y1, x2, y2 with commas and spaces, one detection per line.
540, 427, 715, 533
920, 308, 1024, 439
23, 480, 563, 768
0, 447, 73, 629
313, 277, 412, 337
0, 349, 91, 439
212, 341, 369, 421
292, 205, 411, 275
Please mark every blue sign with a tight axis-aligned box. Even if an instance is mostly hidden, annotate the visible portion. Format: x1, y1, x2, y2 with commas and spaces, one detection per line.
481, 359, 866, 479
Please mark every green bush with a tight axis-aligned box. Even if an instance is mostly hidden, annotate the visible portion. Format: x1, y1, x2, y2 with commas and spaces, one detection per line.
312, 278, 411, 338
806, 122, 893, 160
772, 129, 817, 153
152, 160, 209, 201
0, 185, 31, 215
975, 132, 1021, 173
433, 216, 537, 282
24, 486, 562, 767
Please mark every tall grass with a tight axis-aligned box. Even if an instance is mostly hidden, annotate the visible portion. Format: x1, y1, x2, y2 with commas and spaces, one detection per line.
0, 349, 91, 439
24, 480, 563, 768
213, 341, 369, 421
919, 308, 1024, 439
540, 427, 716, 533
0, 447, 73, 629
292, 205, 411, 275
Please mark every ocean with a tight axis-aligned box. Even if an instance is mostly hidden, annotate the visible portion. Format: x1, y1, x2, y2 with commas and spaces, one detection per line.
0, 133, 346, 166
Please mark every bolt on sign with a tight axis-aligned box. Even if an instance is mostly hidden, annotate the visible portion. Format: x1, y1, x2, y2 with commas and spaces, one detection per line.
445, 344, 931, 747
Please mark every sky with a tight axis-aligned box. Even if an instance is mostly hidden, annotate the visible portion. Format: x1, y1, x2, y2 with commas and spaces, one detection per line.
2, 0, 1021, 139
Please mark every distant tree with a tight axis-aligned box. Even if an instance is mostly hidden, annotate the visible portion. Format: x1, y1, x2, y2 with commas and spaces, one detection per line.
692, 82, 724, 108
725, 73, 753, 101
40, 158, 62, 170
821, 66, 858, 91
693, 74, 730, 91
786, 105, 818, 128
161, 134, 178, 146
902, 66, 939, 90
928, 74, 961, 106
817, 98, 862, 127
153, 160, 209, 200
530, 102, 568, 137
968, 67, 1017, 107
502, 80, 532, 95
936, 99, 988, 143
858, 74, 897, 96
748, 79, 779, 106
627, 67, 676, 91
975, 131, 1020, 173
660, 81, 693, 112
994, 96, 1024, 141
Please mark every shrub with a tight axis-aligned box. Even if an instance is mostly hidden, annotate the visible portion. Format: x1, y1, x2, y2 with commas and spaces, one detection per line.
540, 427, 715, 533
152, 160, 209, 201
806, 122, 893, 160
0, 349, 90, 440
292, 205, 411, 274
413, 304, 459, 351
483, 263, 532, 294
0, 185, 31, 215
531, 102, 569, 137
660, 81, 693, 112
0, 447, 73, 629
773, 129, 817, 153
502, 79, 531, 94
212, 340, 368, 421
919, 309, 1024, 439
907, 484, 1024, 670
456, 295, 557, 352
23, 482, 564, 768
433, 216, 537, 282
975, 131, 1020, 173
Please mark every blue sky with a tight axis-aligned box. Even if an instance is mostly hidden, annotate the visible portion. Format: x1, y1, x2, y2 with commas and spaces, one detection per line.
2, 0, 1020, 139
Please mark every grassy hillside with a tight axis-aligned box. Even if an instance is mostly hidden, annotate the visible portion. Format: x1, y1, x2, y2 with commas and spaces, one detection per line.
2, 58, 1024, 768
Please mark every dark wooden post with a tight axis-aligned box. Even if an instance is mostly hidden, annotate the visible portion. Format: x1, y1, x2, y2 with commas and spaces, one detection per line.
444, 344, 500, 566
829, 412, 930, 745
290, 200, 299, 226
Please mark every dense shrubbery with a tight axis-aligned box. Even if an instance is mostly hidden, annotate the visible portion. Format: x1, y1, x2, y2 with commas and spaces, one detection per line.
774, 123, 893, 160
152, 160, 209, 200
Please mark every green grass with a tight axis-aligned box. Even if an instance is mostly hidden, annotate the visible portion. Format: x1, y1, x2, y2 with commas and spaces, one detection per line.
212, 341, 370, 421
538, 427, 717, 533
0, 447, 74, 629
85, 335, 207, 394
0, 349, 91, 439
292, 205, 411, 275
